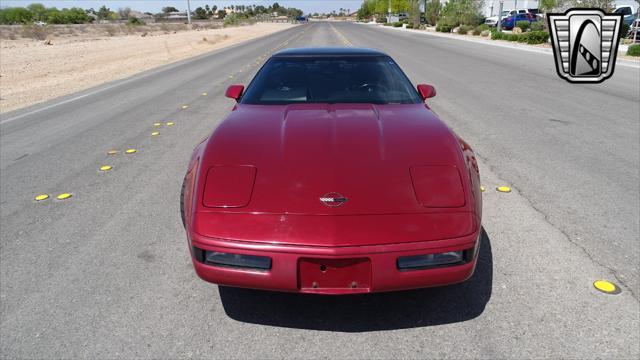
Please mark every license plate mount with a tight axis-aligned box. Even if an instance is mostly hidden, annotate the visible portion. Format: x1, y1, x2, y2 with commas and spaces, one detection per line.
298, 258, 372, 293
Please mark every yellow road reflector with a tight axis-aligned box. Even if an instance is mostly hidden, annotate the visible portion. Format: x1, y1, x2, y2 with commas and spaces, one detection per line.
228, 75, 234, 78
496, 186, 512, 193
166, 122, 175, 126
56, 193, 72, 200
99, 165, 113, 171
181, 105, 189, 109
35, 194, 49, 201
125, 149, 137, 154
202, 92, 208, 96
593, 280, 620, 294
153, 122, 162, 127
151, 132, 160, 136
480, 186, 486, 192
107, 150, 118, 155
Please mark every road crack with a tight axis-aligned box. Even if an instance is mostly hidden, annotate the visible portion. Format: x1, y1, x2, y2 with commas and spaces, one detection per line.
475, 150, 639, 302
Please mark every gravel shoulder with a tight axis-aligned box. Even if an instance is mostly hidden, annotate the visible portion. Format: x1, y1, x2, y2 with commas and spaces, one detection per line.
0, 22, 294, 113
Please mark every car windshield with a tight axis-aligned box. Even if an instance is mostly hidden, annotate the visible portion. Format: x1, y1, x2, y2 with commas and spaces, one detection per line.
240, 56, 423, 105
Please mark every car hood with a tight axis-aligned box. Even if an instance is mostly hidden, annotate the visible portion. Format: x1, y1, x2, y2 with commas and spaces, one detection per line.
198, 103, 469, 216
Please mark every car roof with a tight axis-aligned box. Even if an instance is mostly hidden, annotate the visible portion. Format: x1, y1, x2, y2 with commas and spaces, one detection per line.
272, 47, 389, 58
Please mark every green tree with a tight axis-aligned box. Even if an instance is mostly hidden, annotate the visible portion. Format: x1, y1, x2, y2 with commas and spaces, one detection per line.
96, 5, 111, 20
162, 6, 179, 14
194, 7, 208, 19
570, 0, 614, 11
0, 7, 33, 24
425, 0, 441, 25
27, 3, 47, 21
439, 0, 483, 26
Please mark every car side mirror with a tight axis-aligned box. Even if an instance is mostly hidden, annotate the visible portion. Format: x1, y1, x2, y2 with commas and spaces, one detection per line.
225, 84, 244, 102
417, 84, 436, 100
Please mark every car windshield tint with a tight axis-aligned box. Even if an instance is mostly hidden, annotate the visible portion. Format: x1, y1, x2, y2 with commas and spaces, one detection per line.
240, 56, 422, 105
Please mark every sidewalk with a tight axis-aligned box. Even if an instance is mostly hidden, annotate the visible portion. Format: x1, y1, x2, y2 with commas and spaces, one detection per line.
359, 22, 639, 67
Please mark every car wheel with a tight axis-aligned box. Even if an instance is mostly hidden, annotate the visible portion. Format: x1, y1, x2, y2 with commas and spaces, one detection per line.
180, 176, 186, 229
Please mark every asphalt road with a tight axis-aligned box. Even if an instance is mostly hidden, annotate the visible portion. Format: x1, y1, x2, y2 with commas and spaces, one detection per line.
1, 22, 638, 359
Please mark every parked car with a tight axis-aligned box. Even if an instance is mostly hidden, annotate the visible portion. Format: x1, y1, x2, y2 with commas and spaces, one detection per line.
485, 9, 537, 26
501, 13, 538, 30
181, 48, 483, 294
614, 5, 638, 26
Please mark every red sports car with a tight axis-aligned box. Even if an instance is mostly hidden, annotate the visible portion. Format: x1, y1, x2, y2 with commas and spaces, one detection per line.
181, 48, 482, 294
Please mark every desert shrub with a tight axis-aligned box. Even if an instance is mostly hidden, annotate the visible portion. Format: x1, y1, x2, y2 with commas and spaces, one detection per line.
491, 30, 505, 40
20, 23, 48, 40
383, 22, 393, 26
458, 24, 472, 34
505, 34, 522, 41
436, 22, 456, 32
530, 21, 545, 31
392, 22, 403, 27
620, 23, 630, 40
627, 44, 640, 56
480, 29, 490, 37
522, 30, 549, 44
224, 13, 250, 26
127, 16, 145, 26
512, 26, 522, 34
472, 24, 489, 35
405, 23, 414, 29
516, 21, 530, 31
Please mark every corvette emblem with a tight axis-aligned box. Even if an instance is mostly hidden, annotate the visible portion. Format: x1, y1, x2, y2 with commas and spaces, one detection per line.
548, 8, 623, 83
319, 192, 347, 207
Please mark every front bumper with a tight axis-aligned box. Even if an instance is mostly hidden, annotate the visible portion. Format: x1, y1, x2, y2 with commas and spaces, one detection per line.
188, 230, 480, 294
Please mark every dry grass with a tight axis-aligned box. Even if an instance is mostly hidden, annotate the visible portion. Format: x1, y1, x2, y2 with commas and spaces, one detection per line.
0, 22, 231, 41
0, 22, 295, 113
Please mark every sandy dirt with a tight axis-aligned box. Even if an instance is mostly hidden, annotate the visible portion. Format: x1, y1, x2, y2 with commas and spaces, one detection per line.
0, 22, 294, 113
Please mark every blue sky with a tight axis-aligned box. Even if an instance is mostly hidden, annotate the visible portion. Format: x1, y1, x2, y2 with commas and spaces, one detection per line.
0, 0, 363, 14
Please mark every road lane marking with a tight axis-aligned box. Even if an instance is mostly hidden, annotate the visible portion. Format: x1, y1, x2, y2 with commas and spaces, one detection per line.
166, 122, 174, 126
99, 165, 113, 171
125, 149, 137, 154
330, 23, 353, 47
107, 150, 118, 155
497, 186, 512, 193
151, 131, 160, 136
56, 193, 72, 200
34, 194, 49, 201
153, 122, 162, 127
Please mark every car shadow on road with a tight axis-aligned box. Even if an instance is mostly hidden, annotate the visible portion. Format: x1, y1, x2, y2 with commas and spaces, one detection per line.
219, 228, 493, 332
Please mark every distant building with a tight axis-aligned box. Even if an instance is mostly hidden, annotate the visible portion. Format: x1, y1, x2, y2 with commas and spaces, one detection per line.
166, 11, 188, 21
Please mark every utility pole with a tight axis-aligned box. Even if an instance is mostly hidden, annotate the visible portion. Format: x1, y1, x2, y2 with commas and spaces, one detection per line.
186, 0, 192, 25
497, 0, 504, 31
